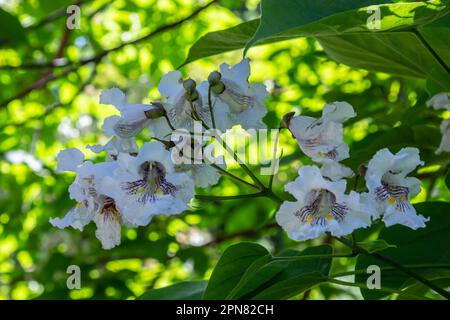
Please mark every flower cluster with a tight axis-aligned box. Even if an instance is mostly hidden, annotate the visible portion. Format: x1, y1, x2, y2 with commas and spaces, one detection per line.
277, 103, 428, 241
50, 59, 269, 249
51, 58, 431, 248
426, 92, 450, 154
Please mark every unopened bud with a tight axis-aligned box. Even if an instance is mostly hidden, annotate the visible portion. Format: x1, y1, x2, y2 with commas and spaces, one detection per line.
208, 71, 222, 85
183, 79, 199, 101
183, 79, 196, 93
144, 102, 166, 119
280, 112, 295, 129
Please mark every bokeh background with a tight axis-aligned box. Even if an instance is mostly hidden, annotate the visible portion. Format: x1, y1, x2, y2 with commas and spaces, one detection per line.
0, 0, 449, 299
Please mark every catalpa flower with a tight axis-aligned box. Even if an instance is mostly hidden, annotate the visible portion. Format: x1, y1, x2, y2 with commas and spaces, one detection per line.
102, 141, 195, 227
50, 148, 130, 249
365, 148, 429, 229
87, 115, 138, 159
426, 92, 450, 154
100, 87, 168, 139
426, 92, 450, 111
207, 58, 268, 130
288, 101, 356, 163
276, 165, 371, 241
171, 135, 224, 188
158, 71, 211, 131
436, 118, 450, 154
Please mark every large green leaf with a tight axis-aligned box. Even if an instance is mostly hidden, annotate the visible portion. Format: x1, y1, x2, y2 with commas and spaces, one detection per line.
139, 281, 207, 300
245, 0, 450, 50
203, 242, 269, 300
227, 245, 333, 300
181, 19, 259, 67
183, 0, 450, 91
0, 8, 26, 46
418, 13, 450, 69
355, 202, 450, 299
317, 32, 450, 91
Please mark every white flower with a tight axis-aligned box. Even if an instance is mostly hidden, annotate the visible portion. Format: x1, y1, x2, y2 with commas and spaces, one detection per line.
56, 148, 85, 172
87, 116, 138, 159
436, 118, 450, 154
171, 135, 224, 188
101, 141, 195, 226
365, 147, 429, 229
426, 92, 450, 111
158, 71, 211, 131
276, 165, 371, 241
320, 160, 354, 181
100, 87, 168, 139
50, 156, 128, 250
209, 58, 268, 130
288, 102, 355, 163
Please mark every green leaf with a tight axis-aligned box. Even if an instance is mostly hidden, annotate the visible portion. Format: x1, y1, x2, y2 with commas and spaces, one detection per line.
355, 202, 450, 299
203, 242, 269, 300
246, 0, 449, 50
0, 8, 26, 46
227, 245, 333, 300
252, 272, 327, 300
183, 0, 450, 90
418, 13, 450, 70
181, 19, 259, 67
139, 281, 207, 300
357, 240, 397, 253
317, 31, 450, 91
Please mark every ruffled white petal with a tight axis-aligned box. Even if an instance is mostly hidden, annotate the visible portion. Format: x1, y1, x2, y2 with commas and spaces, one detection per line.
100, 87, 127, 110
158, 70, 183, 103
322, 101, 356, 123
383, 204, 429, 229
426, 92, 450, 111
49, 203, 94, 231
321, 161, 353, 181
56, 148, 85, 172
436, 118, 450, 154
93, 212, 122, 249
219, 58, 250, 90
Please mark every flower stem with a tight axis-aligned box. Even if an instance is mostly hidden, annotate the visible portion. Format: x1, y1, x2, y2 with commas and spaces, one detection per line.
195, 192, 267, 201
207, 85, 216, 129
210, 163, 260, 190
336, 236, 450, 299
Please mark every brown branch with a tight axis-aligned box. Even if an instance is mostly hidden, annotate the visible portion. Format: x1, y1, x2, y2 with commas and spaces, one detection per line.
5, 61, 100, 129
0, 0, 219, 108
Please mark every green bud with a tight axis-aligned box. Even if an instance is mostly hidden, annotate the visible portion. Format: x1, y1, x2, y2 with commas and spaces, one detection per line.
183, 78, 196, 93
208, 71, 222, 85
183, 78, 199, 101
211, 82, 225, 95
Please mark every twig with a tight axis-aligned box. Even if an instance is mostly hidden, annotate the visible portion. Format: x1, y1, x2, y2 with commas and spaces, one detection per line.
0, 0, 219, 107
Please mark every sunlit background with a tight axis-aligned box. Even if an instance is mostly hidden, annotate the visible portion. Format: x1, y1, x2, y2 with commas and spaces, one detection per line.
0, 0, 449, 299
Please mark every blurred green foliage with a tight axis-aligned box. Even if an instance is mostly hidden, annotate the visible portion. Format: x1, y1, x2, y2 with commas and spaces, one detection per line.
0, 0, 448, 300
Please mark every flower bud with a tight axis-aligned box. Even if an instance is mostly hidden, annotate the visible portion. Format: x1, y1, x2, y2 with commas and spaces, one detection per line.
144, 102, 166, 119
183, 79, 199, 101
208, 71, 222, 85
